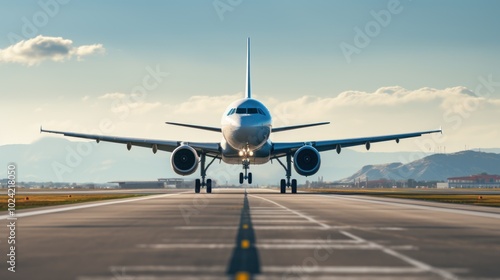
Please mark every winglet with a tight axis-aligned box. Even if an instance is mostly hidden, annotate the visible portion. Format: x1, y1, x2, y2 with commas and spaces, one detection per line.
245, 37, 251, 99
439, 125, 443, 134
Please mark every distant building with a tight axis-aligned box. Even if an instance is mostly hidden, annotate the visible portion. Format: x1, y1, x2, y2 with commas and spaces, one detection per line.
158, 178, 193, 188
111, 181, 166, 189
111, 178, 202, 189
0, 179, 7, 188
447, 174, 500, 188
436, 182, 449, 189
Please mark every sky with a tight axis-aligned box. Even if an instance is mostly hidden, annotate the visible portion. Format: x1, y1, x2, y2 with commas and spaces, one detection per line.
1, 0, 500, 154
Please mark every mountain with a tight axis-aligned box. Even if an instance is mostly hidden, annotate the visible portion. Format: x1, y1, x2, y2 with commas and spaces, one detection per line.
340, 151, 500, 182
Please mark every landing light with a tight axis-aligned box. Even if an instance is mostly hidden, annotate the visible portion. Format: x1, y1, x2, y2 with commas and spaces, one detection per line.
239, 149, 254, 157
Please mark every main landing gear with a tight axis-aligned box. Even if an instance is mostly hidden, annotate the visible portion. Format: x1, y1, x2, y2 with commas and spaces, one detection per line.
239, 158, 253, 184
195, 153, 217, 194
276, 153, 297, 194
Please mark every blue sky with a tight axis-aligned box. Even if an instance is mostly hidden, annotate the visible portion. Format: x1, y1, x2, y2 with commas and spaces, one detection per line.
1, 0, 500, 152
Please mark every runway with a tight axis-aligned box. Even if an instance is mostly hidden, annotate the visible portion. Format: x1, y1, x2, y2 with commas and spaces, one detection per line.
1, 188, 500, 280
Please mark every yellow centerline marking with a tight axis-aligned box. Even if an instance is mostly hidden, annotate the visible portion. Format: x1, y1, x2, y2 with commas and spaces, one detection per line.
241, 239, 250, 249
235, 271, 250, 280
242, 224, 249, 229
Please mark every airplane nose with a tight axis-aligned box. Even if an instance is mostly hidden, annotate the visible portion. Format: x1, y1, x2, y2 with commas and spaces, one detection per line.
232, 125, 270, 150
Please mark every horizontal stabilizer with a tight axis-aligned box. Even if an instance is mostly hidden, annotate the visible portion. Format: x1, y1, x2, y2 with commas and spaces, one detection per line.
272, 122, 330, 133
166, 122, 221, 133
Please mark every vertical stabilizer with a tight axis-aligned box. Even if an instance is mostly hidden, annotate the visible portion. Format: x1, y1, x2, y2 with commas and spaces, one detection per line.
245, 37, 251, 99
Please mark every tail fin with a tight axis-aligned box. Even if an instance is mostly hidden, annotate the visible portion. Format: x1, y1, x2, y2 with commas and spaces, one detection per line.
245, 37, 251, 99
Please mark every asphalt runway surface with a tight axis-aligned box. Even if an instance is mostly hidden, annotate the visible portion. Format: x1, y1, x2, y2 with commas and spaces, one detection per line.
1, 188, 500, 280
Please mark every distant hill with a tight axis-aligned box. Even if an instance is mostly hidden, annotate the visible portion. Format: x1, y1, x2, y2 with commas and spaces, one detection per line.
340, 151, 500, 182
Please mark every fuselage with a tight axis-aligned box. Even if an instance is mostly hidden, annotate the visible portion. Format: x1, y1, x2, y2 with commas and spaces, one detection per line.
220, 98, 273, 164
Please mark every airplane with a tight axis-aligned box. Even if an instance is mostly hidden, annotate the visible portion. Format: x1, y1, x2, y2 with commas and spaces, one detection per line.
41, 38, 442, 194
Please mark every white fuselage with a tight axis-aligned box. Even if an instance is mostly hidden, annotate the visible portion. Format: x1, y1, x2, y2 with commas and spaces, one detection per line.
220, 98, 272, 164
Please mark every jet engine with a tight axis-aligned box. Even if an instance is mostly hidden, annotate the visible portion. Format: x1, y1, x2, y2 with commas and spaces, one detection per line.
171, 145, 199, 176
293, 145, 321, 176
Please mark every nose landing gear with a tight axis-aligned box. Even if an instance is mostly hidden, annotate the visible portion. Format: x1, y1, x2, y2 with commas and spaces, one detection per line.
239, 158, 252, 184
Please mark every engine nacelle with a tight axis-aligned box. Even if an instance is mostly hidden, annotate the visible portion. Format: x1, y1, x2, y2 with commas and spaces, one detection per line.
293, 145, 321, 176
171, 145, 199, 176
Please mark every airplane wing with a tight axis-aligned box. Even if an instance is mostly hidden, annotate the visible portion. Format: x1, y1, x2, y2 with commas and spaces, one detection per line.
40, 128, 221, 157
272, 122, 330, 133
166, 122, 221, 133
272, 128, 442, 157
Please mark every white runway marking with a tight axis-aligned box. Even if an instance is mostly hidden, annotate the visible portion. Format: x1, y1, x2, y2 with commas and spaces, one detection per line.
138, 242, 417, 251
264, 265, 426, 274
251, 206, 287, 209
0, 191, 191, 220
176, 225, 330, 230
175, 225, 407, 231
109, 265, 226, 272
77, 265, 457, 280
137, 242, 379, 250
251, 219, 313, 223
79, 276, 446, 280
320, 194, 500, 220
108, 265, 429, 274
249, 194, 331, 228
259, 239, 361, 244
257, 243, 378, 249
138, 243, 234, 249
175, 226, 237, 230
251, 215, 305, 218
250, 210, 294, 213
340, 231, 458, 280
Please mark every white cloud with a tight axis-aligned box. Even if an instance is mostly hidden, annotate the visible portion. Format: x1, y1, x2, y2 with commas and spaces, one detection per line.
264, 86, 500, 152
0, 35, 105, 66
97, 92, 162, 114
169, 93, 241, 115
98, 92, 127, 100
113, 101, 162, 114
269, 86, 493, 124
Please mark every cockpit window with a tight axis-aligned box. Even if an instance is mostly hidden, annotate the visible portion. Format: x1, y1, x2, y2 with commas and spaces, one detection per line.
247, 108, 258, 114
233, 107, 266, 115
236, 108, 247, 114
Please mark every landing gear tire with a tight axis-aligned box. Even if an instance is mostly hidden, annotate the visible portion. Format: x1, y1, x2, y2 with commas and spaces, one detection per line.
291, 179, 297, 194
239, 172, 244, 184
280, 179, 286, 194
195, 179, 201, 193
248, 172, 252, 184
206, 179, 212, 194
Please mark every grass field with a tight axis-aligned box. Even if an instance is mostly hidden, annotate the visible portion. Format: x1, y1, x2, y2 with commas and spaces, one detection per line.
0, 194, 148, 210
309, 189, 500, 207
